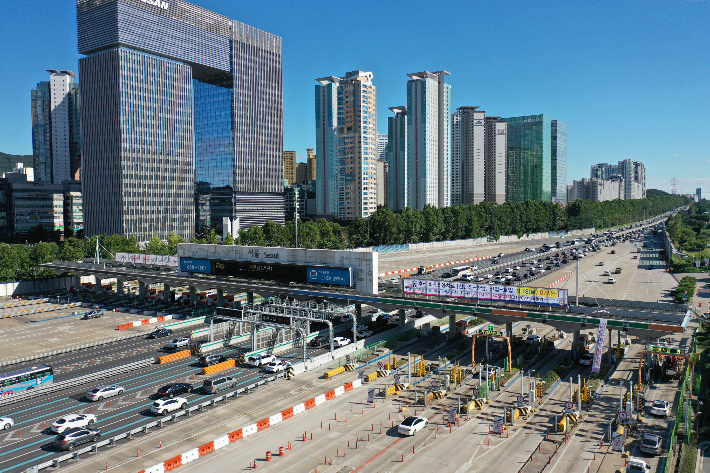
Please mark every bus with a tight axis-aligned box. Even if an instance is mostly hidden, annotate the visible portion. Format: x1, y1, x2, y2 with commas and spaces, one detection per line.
0, 364, 54, 397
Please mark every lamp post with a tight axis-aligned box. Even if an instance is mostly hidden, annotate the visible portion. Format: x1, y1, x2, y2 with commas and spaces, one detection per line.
295, 198, 299, 248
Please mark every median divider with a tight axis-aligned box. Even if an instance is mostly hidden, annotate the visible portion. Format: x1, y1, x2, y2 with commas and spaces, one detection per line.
202, 359, 236, 375
323, 366, 346, 379
157, 350, 191, 364
117, 314, 174, 330
136, 378, 363, 473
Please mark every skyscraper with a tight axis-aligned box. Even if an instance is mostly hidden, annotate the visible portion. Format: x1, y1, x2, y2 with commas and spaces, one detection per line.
406, 71, 451, 210
377, 134, 388, 162
31, 70, 81, 184
484, 116, 507, 204
590, 163, 614, 180
295, 162, 308, 185
77, 0, 283, 241
306, 148, 317, 182
501, 115, 552, 203
451, 106, 485, 205
387, 106, 408, 211
697, 188, 702, 200
551, 120, 567, 204
315, 70, 377, 220
284, 151, 296, 185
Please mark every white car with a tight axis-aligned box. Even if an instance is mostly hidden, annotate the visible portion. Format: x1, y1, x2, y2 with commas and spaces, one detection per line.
470, 265, 478, 270
356, 330, 373, 339
150, 397, 188, 416
483, 274, 493, 279
648, 400, 670, 417
263, 360, 291, 373
608, 278, 617, 284
475, 277, 485, 282
513, 266, 521, 270
51, 413, 97, 433
333, 337, 351, 348
165, 338, 190, 349
86, 385, 125, 402
603, 270, 611, 276
526, 334, 541, 343
397, 416, 428, 436
0, 417, 13, 430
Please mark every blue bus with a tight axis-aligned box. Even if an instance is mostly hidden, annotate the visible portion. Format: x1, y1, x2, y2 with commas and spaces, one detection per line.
0, 365, 54, 397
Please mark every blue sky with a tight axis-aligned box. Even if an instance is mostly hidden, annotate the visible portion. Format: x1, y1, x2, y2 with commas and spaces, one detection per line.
0, 0, 708, 194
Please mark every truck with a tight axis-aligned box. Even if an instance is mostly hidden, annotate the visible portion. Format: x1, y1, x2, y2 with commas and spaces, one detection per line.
247, 354, 276, 367
662, 356, 684, 381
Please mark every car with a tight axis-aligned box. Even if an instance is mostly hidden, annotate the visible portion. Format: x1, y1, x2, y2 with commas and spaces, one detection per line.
146, 328, 173, 339
475, 276, 485, 282
263, 360, 291, 373
86, 385, 125, 402
355, 324, 369, 331
546, 266, 553, 271
579, 353, 594, 366
483, 273, 493, 279
633, 255, 639, 259
156, 383, 192, 398
513, 266, 521, 270
150, 397, 188, 416
479, 366, 502, 379
356, 330, 373, 339
648, 400, 670, 417
199, 354, 226, 366
83, 310, 103, 319
626, 458, 651, 473
615, 268, 622, 274
648, 265, 655, 270
598, 261, 604, 266
53, 427, 101, 451
604, 270, 611, 276
165, 338, 190, 349
526, 334, 541, 343
505, 268, 513, 273
333, 337, 351, 348
51, 413, 97, 433
498, 253, 505, 257
525, 248, 533, 252
247, 354, 277, 367
0, 417, 14, 430
309, 336, 327, 348
639, 433, 662, 455
397, 416, 428, 436
608, 278, 617, 284
611, 250, 616, 254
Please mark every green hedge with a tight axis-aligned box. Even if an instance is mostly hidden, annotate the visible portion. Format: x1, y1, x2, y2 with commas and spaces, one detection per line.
674, 276, 697, 303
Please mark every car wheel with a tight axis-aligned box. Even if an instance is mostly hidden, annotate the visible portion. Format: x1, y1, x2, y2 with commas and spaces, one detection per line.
2, 423, 10, 430
98, 396, 103, 401
162, 411, 167, 416
181, 403, 187, 409
66, 443, 75, 451
169, 393, 174, 398
88, 419, 95, 425
118, 390, 124, 395
91, 434, 99, 442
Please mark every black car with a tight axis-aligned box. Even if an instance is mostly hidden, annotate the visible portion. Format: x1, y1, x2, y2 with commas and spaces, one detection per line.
611, 250, 616, 254
205, 315, 231, 324
199, 354, 226, 366
53, 427, 101, 451
309, 336, 327, 348
156, 383, 192, 398
83, 310, 103, 319
147, 328, 173, 339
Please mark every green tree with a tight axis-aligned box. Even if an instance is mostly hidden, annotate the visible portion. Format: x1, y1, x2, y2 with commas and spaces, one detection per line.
60, 237, 85, 262
223, 232, 235, 245
422, 205, 444, 242
167, 233, 184, 255
369, 208, 399, 246
397, 207, 425, 243
209, 229, 219, 245
145, 235, 170, 255
347, 218, 370, 248
263, 221, 289, 247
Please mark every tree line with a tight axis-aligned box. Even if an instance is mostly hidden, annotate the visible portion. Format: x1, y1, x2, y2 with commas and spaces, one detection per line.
0, 192, 689, 283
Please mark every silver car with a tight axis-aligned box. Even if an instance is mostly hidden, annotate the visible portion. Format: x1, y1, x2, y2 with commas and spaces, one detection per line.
639, 433, 662, 455
86, 385, 125, 402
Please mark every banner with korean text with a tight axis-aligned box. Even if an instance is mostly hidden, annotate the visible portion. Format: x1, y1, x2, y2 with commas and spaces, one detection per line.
591, 318, 608, 373
402, 279, 567, 307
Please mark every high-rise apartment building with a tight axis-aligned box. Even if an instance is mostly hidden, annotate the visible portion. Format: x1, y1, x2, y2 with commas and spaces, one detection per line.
551, 120, 567, 204
284, 151, 296, 185
296, 162, 308, 185
315, 70, 377, 220
484, 116, 507, 204
31, 70, 81, 184
591, 160, 645, 200
375, 159, 388, 208
77, 0, 283, 241
377, 134, 388, 162
306, 148, 317, 182
567, 178, 621, 203
590, 163, 614, 180
406, 71, 451, 210
387, 106, 408, 211
451, 106, 485, 205
501, 115, 552, 203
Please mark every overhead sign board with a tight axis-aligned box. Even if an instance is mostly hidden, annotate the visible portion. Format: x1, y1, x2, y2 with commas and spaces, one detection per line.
215, 307, 244, 319
261, 314, 291, 325
180, 258, 351, 287
649, 345, 683, 355
403, 279, 567, 307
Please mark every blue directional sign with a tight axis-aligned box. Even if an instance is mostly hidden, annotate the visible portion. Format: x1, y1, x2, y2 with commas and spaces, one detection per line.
307, 267, 352, 286
179, 258, 211, 274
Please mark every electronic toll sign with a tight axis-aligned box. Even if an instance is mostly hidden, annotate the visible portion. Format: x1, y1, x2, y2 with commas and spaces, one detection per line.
215, 307, 243, 319
180, 258, 352, 287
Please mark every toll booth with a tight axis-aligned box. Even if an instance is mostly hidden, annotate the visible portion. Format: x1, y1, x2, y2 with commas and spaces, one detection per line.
577, 333, 590, 354
456, 320, 468, 337
611, 424, 626, 452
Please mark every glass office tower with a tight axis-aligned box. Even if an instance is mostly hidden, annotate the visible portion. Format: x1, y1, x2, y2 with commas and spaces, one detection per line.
501, 115, 552, 203
551, 120, 567, 205
77, 0, 283, 240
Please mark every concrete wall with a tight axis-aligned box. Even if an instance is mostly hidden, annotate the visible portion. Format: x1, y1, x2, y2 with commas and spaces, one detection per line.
178, 243, 378, 294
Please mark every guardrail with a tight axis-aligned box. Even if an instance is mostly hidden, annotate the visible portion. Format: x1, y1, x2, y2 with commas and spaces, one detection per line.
0, 302, 82, 319
0, 357, 153, 408
25, 372, 284, 473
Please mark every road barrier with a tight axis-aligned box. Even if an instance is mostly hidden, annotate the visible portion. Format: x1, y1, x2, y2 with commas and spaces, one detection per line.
202, 359, 236, 375
118, 315, 174, 330
323, 366, 346, 379
0, 301, 82, 319
0, 357, 152, 408
546, 272, 573, 288
157, 350, 191, 364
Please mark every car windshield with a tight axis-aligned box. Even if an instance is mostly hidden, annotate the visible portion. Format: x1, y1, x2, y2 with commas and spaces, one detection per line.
152, 402, 161, 407
159, 386, 171, 392
653, 401, 666, 408
89, 389, 100, 393
401, 417, 417, 426
56, 419, 66, 424
643, 437, 658, 446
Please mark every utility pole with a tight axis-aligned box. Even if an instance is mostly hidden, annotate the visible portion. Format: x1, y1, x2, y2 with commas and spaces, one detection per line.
576, 256, 580, 306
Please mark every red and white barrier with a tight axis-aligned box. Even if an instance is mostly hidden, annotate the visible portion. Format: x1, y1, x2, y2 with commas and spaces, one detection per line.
117, 315, 173, 331
378, 256, 492, 277
546, 272, 573, 288
137, 379, 363, 473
